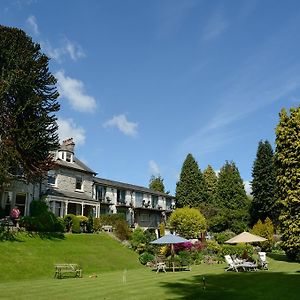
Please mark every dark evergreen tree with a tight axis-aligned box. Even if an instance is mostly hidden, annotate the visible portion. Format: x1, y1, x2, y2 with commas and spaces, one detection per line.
175, 153, 205, 207
203, 165, 218, 204
149, 175, 165, 193
214, 161, 250, 232
275, 106, 300, 261
250, 140, 277, 225
0, 26, 60, 186
216, 161, 248, 209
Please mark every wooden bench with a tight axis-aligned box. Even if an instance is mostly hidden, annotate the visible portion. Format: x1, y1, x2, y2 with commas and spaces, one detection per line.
54, 264, 82, 279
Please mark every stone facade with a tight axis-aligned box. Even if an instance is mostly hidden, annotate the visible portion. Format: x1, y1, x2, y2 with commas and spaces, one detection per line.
0, 138, 175, 229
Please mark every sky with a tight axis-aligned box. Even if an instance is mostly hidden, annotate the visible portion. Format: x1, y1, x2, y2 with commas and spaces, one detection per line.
1, 0, 299, 195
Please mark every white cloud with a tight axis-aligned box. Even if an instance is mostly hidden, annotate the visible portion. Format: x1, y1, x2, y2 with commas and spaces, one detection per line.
103, 114, 138, 137
244, 181, 252, 196
55, 70, 97, 113
57, 118, 86, 146
202, 9, 228, 41
41, 39, 85, 62
149, 160, 160, 175
26, 15, 39, 35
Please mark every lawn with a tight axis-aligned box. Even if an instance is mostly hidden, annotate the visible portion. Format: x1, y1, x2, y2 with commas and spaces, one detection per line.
1, 233, 299, 300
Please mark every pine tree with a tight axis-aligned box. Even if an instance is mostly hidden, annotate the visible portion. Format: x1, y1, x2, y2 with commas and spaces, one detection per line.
175, 153, 205, 208
0, 26, 60, 186
250, 140, 277, 225
203, 165, 218, 204
149, 175, 165, 193
275, 106, 300, 260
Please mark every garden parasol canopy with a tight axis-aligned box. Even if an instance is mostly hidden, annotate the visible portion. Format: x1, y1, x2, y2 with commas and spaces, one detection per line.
225, 232, 267, 244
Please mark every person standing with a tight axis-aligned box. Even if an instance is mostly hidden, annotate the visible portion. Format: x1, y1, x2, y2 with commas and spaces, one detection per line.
10, 206, 21, 226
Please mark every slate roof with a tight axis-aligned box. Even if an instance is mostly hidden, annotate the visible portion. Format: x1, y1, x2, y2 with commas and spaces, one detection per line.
94, 177, 174, 198
45, 189, 97, 202
55, 157, 96, 175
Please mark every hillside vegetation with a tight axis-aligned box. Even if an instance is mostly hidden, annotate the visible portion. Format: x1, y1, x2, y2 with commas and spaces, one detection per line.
0, 233, 141, 282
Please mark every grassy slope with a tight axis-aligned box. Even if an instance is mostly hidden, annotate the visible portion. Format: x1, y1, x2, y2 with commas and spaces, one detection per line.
0, 233, 141, 281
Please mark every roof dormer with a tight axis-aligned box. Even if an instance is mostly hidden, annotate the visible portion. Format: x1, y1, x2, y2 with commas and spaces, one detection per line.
58, 138, 75, 163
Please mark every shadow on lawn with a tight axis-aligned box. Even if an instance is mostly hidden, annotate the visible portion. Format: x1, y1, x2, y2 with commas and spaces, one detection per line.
160, 272, 300, 300
26, 231, 65, 240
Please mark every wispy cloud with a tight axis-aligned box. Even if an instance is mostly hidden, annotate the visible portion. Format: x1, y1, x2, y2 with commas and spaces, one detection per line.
103, 114, 138, 137
57, 118, 86, 146
26, 15, 39, 35
41, 38, 85, 62
202, 9, 228, 41
149, 160, 160, 175
179, 17, 300, 157
55, 70, 97, 113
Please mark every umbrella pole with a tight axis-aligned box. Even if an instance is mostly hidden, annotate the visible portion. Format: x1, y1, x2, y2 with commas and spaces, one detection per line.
171, 244, 175, 272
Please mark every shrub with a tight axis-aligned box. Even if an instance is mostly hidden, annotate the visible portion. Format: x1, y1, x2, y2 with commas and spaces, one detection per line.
93, 218, 101, 232
251, 217, 275, 251
63, 214, 81, 233
221, 244, 253, 258
139, 252, 155, 265
159, 223, 165, 237
114, 219, 131, 241
72, 216, 81, 233
169, 207, 206, 238
205, 240, 222, 254
86, 215, 94, 233
174, 242, 193, 253
214, 230, 236, 244
191, 251, 204, 265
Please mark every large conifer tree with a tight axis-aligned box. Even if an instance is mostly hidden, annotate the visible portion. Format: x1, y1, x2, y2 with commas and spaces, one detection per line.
214, 161, 249, 232
216, 161, 248, 209
275, 106, 300, 260
250, 140, 277, 225
0, 26, 60, 185
175, 153, 205, 207
203, 165, 218, 204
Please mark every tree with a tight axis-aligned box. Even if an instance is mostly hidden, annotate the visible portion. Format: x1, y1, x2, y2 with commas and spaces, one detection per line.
250, 140, 278, 225
203, 165, 218, 204
149, 175, 165, 193
275, 106, 300, 260
214, 161, 250, 232
250, 217, 275, 251
169, 207, 206, 239
0, 26, 60, 186
216, 161, 249, 209
175, 153, 205, 207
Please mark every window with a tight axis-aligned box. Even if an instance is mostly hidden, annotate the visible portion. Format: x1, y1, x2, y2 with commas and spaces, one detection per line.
151, 195, 158, 208
95, 185, 106, 201
135, 192, 143, 207
15, 193, 26, 216
66, 152, 72, 162
47, 170, 56, 185
117, 189, 126, 203
75, 175, 83, 190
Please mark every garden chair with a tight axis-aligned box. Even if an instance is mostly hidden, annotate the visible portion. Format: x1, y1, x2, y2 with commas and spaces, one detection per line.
258, 252, 268, 270
224, 255, 244, 272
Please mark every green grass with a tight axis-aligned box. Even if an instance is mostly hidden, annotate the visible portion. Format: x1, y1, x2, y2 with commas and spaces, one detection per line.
0, 232, 141, 281
1, 234, 300, 299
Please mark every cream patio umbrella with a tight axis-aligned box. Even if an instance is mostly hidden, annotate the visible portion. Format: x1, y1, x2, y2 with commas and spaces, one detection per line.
225, 231, 267, 244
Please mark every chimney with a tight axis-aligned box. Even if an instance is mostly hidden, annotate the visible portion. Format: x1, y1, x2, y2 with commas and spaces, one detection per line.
62, 138, 75, 153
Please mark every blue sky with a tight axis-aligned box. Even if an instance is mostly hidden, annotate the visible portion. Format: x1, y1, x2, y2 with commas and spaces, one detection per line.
1, 0, 299, 194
